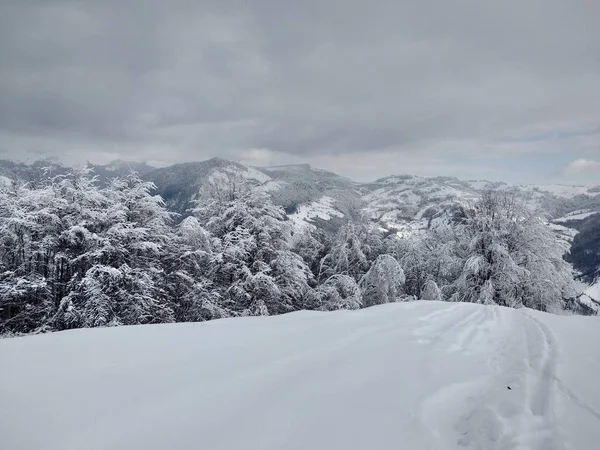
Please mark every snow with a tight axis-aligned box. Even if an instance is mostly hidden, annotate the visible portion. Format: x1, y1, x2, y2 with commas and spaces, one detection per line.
288, 196, 344, 228
361, 176, 481, 236
580, 281, 600, 313
243, 166, 272, 184
0, 175, 10, 186
586, 281, 600, 301
554, 210, 598, 223
527, 184, 600, 198
466, 180, 494, 190
257, 179, 285, 192
209, 166, 273, 185
547, 222, 579, 244
2, 301, 599, 450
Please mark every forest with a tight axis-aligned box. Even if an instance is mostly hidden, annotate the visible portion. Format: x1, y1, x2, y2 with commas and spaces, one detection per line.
0, 169, 581, 335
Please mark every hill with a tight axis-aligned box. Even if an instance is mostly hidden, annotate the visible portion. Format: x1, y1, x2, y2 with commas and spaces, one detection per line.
1, 158, 598, 280
1, 301, 599, 449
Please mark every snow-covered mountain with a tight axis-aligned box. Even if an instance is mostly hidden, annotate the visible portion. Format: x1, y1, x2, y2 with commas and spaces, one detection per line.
361, 174, 600, 233
1, 158, 597, 226
1, 158, 598, 278
144, 161, 600, 246
2, 301, 599, 450
143, 159, 360, 219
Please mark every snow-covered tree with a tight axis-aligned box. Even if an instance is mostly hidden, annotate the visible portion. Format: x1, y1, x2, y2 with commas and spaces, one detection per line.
421, 279, 443, 301
360, 254, 406, 307
317, 274, 362, 311
319, 222, 384, 282
194, 177, 317, 316
450, 190, 576, 311
0, 167, 581, 336
291, 226, 326, 276
395, 224, 462, 299
53, 172, 176, 329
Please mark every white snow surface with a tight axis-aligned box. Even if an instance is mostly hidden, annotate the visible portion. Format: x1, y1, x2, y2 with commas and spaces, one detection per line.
527, 184, 600, 198
547, 222, 579, 244
2, 302, 600, 450
580, 281, 600, 313
554, 211, 598, 223
288, 195, 344, 228
586, 281, 600, 301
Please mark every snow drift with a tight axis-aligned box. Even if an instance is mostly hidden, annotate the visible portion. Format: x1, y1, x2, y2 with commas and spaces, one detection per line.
1, 301, 599, 450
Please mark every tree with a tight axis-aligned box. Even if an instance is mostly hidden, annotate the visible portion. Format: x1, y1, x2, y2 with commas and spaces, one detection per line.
194, 176, 317, 316
317, 274, 362, 311
421, 279, 443, 301
319, 222, 383, 282
54, 172, 176, 329
360, 254, 405, 307
450, 190, 575, 311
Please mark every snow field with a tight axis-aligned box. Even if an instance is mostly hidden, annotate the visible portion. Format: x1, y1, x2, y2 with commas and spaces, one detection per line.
2, 301, 599, 450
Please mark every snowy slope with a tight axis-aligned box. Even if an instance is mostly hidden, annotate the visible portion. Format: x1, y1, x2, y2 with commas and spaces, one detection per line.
579, 281, 600, 313
259, 164, 360, 220
527, 184, 600, 198
361, 175, 479, 234
554, 210, 599, 224
287, 195, 345, 228
2, 302, 599, 450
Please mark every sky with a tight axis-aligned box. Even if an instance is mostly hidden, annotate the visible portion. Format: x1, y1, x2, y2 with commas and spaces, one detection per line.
0, 0, 599, 184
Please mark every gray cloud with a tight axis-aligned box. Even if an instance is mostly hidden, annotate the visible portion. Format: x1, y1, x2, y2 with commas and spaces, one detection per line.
0, 0, 599, 180
563, 158, 600, 175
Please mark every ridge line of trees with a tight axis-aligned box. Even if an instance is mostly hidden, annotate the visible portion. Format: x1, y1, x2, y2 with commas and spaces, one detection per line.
0, 169, 582, 335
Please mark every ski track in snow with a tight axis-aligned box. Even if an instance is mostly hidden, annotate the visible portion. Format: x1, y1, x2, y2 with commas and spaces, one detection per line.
1, 302, 599, 450
413, 305, 573, 450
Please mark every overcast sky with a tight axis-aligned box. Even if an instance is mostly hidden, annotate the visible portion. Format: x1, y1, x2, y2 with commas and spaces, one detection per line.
1, 0, 599, 183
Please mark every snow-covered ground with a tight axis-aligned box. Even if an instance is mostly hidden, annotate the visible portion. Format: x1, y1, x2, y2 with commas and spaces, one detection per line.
527, 184, 600, 198
288, 195, 344, 228
548, 222, 579, 245
579, 281, 600, 313
554, 210, 599, 224
2, 302, 599, 450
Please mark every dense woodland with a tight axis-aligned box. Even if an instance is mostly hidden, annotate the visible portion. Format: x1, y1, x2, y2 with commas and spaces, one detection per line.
0, 169, 582, 335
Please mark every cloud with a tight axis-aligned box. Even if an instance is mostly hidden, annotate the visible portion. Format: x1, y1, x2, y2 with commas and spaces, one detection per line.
0, 0, 599, 181
563, 158, 600, 175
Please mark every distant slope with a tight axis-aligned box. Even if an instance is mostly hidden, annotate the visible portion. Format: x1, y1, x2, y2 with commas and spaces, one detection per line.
258, 164, 362, 223
579, 280, 600, 313
143, 158, 263, 214
360, 175, 480, 235
89, 160, 157, 183
2, 301, 600, 450
144, 160, 362, 220
362, 174, 600, 230
1, 158, 598, 275
569, 213, 600, 282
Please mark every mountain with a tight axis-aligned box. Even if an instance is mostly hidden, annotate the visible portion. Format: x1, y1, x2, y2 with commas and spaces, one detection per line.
89, 160, 156, 183
143, 158, 253, 213
0, 159, 70, 182
142, 159, 362, 222
1, 157, 598, 279
360, 175, 481, 236
2, 301, 599, 449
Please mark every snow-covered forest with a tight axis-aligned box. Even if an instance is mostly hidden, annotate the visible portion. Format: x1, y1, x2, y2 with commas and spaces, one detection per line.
0, 167, 583, 336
